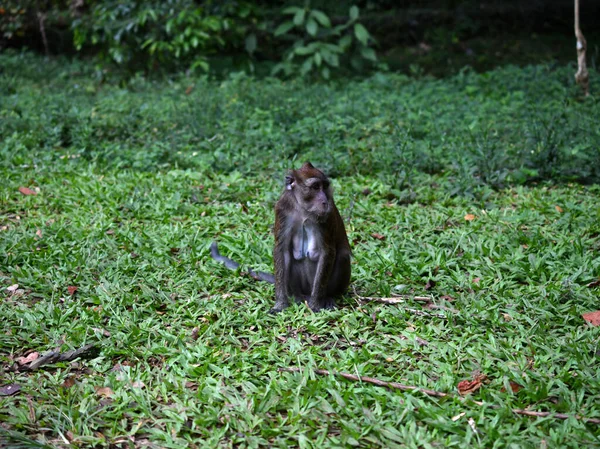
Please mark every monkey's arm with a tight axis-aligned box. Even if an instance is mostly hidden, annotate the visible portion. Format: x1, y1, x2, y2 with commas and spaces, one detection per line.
210, 242, 275, 284
272, 211, 292, 312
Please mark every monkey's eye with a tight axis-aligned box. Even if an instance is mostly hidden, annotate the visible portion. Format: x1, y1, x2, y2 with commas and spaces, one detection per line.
311, 184, 321, 191
323, 181, 330, 189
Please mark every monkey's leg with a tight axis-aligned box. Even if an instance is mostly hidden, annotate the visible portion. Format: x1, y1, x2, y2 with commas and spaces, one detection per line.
307, 252, 334, 312
271, 251, 291, 313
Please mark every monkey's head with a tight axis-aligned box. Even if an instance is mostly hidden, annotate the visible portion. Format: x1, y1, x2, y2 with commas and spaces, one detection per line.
286, 162, 333, 220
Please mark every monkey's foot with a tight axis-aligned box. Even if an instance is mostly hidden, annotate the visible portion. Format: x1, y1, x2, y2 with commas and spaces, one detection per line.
269, 301, 289, 314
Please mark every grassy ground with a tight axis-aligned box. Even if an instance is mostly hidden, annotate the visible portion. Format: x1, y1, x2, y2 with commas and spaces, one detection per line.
1, 53, 600, 448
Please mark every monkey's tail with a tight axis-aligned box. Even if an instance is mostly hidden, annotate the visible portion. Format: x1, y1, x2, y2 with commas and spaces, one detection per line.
210, 242, 275, 284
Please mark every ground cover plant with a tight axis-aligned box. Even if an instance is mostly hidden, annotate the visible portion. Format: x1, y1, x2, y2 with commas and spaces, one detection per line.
1, 52, 600, 447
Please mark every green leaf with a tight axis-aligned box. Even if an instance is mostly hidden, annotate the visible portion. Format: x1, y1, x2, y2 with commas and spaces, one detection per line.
295, 45, 316, 55
314, 52, 322, 66
321, 66, 330, 79
245, 33, 257, 55
300, 57, 313, 76
311, 10, 331, 27
274, 21, 295, 36
191, 58, 209, 72
306, 19, 318, 36
349, 5, 359, 21
282, 6, 301, 15
354, 23, 369, 45
293, 9, 306, 26
339, 34, 352, 49
360, 46, 377, 61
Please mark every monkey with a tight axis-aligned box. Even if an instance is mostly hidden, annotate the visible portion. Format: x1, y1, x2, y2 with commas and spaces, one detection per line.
272, 162, 351, 312
210, 162, 351, 313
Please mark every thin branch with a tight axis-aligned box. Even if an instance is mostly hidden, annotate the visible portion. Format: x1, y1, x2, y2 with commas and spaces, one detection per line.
279, 367, 600, 425
36, 0, 50, 57
574, 0, 589, 96
352, 286, 454, 317
16, 343, 99, 372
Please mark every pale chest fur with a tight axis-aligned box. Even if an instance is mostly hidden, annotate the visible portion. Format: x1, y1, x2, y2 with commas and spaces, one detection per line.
291, 222, 322, 262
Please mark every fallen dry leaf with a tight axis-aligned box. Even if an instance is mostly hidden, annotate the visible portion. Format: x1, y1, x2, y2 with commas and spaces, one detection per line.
555, 205, 563, 213
586, 279, 600, 289
36, 229, 42, 238
472, 277, 481, 284
501, 381, 523, 393
7, 284, 19, 292
451, 412, 466, 422
582, 311, 600, 326
16, 352, 39, 366
19, 187, 37, 196
0, 384, 22, 396
424, 279, 436, 291
95, 386, 114, 397
464, 214, 476, 221
61, 377, 76, 389
67, 286, 78, 296
371, 233, 386, 240
439, 295, 455, 302
132, 380, 145, 389
457, 374, 487, 395
185, 85, 194, 95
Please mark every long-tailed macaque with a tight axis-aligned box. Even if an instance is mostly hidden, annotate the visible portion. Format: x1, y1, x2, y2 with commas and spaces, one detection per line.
211, 162, 351, 313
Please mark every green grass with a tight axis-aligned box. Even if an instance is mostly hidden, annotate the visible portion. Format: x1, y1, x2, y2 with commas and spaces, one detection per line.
1, 52, 600, 448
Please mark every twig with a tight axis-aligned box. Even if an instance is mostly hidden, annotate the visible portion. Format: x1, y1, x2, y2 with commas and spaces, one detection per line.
19, 343, 99, 372
280, 367, 448, 397
574, 0, 589, 96
352, 286, 452, 317
36, 0, 50, 57
279, 367, 600, 425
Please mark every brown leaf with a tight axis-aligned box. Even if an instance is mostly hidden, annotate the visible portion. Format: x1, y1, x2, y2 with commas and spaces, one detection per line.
371, 233, 386, 240
16, 352, 39, 365
67, 286, 78, 296
35, 229, 42, 238
19, 187, 37, 196
6, 284, 19, 292
464, 214, 476, 221
582, 311, 600, 326
439, 295, 455, 302
61, 377, 76, 389
185, 85, 194, 95
131, 380, 145, 389
0, 384, 21, 396
95, 386, 114, 397
472, 277, 481, 284
555, 205, 563, 213
105, 229, 115, 235
362, 188, 372, 196
191, 327, 200, 340
457, 374, 487, 395
424, 279, 436, 291
509, 381, 523, 393
586, 279, 600, 288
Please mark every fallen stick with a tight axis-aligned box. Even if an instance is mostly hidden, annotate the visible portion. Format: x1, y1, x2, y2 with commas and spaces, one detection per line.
352, 287, 455, 317
18, 343, 99, 372
279, 367, 600, 425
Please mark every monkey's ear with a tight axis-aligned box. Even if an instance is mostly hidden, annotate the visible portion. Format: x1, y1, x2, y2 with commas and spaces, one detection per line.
285, 174, 295, 190
301, 162, 315, 170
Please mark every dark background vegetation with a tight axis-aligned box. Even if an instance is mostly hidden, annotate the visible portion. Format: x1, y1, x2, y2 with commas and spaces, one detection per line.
2, 0, 599, 78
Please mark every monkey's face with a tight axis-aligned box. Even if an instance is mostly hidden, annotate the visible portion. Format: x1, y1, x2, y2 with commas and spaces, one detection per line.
286, 166, 333, 221
297, 177, 332, 219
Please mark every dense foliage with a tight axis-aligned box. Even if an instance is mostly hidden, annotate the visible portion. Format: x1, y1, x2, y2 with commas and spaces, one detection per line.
2, 52, 599, 196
